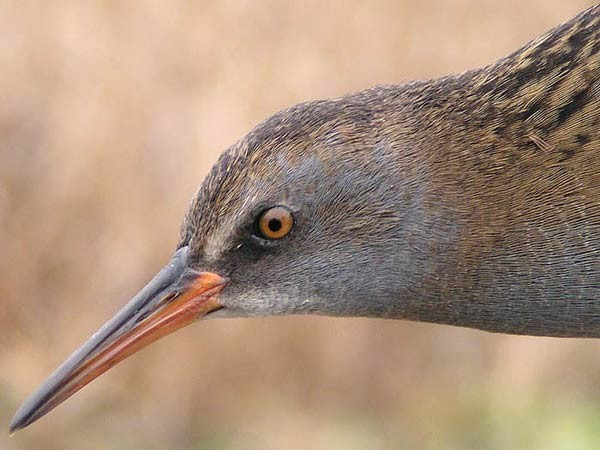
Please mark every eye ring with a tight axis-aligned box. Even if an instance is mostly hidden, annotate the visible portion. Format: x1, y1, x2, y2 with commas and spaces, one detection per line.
257, 206, 294, 240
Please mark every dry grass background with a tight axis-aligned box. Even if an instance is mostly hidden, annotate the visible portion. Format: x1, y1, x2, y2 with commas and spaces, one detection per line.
1, 1, 599, 449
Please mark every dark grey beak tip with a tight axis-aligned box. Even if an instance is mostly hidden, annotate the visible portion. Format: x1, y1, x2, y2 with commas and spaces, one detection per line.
9, 405, 32, 435
9, 416, 25, 435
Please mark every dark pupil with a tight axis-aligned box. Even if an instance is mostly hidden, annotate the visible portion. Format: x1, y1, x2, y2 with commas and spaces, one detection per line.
268, 218, 282, 232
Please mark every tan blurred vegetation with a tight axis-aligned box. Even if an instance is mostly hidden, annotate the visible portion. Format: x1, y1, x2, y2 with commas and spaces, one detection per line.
1, 1, 599, 449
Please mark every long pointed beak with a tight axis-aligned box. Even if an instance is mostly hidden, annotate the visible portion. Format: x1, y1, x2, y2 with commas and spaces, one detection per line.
9, 246, 226, 433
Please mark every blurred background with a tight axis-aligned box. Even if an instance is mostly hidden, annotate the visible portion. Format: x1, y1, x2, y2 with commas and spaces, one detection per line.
1, 1, 599, 449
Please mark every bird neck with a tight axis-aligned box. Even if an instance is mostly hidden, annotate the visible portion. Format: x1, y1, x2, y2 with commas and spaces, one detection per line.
373, 7, 599, 337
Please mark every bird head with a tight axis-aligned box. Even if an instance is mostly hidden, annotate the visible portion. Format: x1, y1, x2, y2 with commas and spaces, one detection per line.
182, 96, 423, 320
10, 91, 452, 432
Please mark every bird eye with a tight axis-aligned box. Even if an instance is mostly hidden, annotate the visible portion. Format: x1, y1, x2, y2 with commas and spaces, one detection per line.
257, 206, 294, 240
